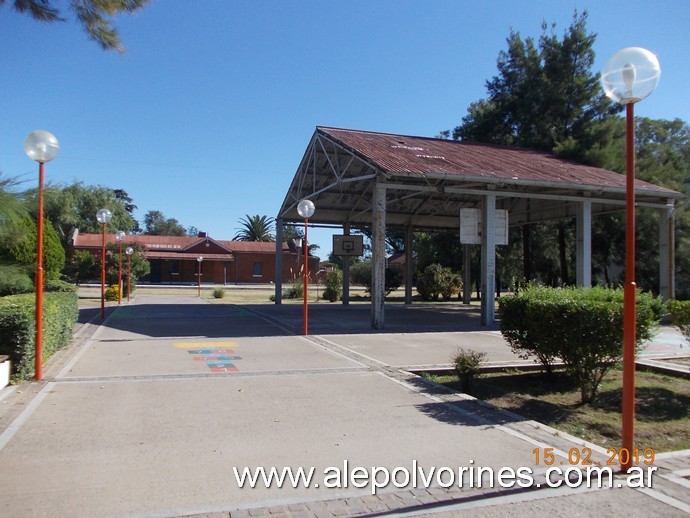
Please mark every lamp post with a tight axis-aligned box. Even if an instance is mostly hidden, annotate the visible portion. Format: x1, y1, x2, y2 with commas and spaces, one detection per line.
601, 47, 660, 473
125, 247, 134, 302
197, 256, 203, 297
297, 199, 315, 335
115, 231, 126, 304
23, 130, 59, 381
96, 208, 113, 319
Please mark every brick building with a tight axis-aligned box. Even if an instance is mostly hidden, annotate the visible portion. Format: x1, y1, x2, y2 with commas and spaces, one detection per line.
70, 230, 318, 284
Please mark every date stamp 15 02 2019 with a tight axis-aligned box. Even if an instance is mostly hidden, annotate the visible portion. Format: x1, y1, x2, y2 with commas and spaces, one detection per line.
533, 447, 655, 467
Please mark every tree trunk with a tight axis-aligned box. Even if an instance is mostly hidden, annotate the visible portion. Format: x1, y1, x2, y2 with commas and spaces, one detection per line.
522, 225, 532, 282
558, 223, 568, 285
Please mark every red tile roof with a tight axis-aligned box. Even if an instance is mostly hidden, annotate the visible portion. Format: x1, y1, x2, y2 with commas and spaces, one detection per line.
72, 232, 290, 255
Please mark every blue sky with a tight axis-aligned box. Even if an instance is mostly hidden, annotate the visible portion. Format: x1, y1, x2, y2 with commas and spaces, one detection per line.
1, 0, 689, 256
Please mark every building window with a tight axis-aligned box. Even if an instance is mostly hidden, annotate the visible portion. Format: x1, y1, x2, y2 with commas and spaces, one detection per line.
252, 261, 262, 277
169, 260, 180, 277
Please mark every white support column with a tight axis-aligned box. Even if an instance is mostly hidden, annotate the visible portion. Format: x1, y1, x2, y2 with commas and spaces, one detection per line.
342, 222, 350, 305
659, 201, 675, 300
481, 194, 496, 326
404, 225, 413, 305
274, 218, 283, 304
576, 200, 592, 287
371, 182, 387, 329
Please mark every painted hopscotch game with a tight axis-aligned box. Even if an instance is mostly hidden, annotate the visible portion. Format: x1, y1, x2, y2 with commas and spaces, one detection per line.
174, 341, 242, 373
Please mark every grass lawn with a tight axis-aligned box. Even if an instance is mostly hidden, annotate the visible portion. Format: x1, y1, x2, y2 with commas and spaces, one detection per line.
429, 368, 690, 453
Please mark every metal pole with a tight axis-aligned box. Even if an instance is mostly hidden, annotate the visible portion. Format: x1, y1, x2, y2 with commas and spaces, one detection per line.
127, 255, 131, 302
34, 162, 45, 381
101, 223, 106, 320
198, 260, 201, 297
117, 240, 123, 304
622, 102, 636, 473
303, 218, 309, 335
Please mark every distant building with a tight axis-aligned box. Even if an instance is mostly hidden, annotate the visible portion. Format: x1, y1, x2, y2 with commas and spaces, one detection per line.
70, 230, 318, 284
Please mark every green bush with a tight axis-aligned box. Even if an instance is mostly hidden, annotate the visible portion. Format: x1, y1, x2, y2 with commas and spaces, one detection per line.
0, 291, 78, 379
667, 299, 690, 339
322, 270, 343, 302
44, 279, 76, 293
282, 278, 304, 299
212, 288, 225, 299
498, 285, 663, 403
104, 284, 120, 302
8, 216, 65, 281
0, 267, 33, 296
416, 264, 462, 301
350, 261, 402, 295
452, 348, 487, 394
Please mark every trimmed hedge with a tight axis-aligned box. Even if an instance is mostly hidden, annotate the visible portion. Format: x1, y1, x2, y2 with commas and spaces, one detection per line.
498, 285, 663, 403
0, 290, 78, 380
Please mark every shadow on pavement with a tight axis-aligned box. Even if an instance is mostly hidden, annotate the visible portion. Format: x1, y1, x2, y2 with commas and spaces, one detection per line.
87, 300, 496, 338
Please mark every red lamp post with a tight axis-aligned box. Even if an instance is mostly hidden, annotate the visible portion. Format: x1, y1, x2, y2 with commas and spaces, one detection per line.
115, 231, 126, 304
125, 247, 134, 302
24, 130, 60, 381
601, 47, 660, 472
297, 199, 316, 335
96, 208, 112, 320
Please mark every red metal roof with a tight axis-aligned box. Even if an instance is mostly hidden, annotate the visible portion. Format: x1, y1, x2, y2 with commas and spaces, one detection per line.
318, 126, 677, 195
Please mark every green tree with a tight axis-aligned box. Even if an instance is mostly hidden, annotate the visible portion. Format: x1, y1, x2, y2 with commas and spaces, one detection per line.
7, 216, 65, 282
446, 12, 624, 286
1, 0, 151, 52
0, 174, 28, 248
234, 215, 275, 242
453, 11, 614, 160
42, 182, 138, 247
281, 224, 303, 243
143, 210, 187, 236
0, 175, 32, 294
105, 241, 149, 291
113, 189, 140, 233
586, 117, 690, 295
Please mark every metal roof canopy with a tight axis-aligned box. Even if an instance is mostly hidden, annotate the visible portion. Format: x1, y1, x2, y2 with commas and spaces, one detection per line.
276, 126, 685, 329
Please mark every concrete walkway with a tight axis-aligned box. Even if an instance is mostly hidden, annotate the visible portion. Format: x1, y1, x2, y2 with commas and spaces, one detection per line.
0, 295, 688, 517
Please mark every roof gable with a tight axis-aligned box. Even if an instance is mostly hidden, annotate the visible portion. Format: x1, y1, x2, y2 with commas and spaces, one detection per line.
278, 126, 685, 231
182, 237, 232, 254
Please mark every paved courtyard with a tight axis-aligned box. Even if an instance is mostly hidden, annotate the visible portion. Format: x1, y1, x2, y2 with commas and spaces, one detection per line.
0, 294, 688, 517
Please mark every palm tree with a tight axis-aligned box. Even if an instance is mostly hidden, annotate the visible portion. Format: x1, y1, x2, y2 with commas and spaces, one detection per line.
234, 214, 275, 242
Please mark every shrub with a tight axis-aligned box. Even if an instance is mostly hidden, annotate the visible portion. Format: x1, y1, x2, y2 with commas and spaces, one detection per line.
667, 299, 690, 339
44, 279, 77, 293
104, 284, 120, 302
322, 270, 343, 302
212, 288, 225, 299
416, 264, 462, 301
350, 261, 402, 295
7, 216, 65, 281
452, 348, 486, 394
282, 278, 303, 299
0, 267, 33, 296
0, 291, 78, 379
498, 285, 662, 403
